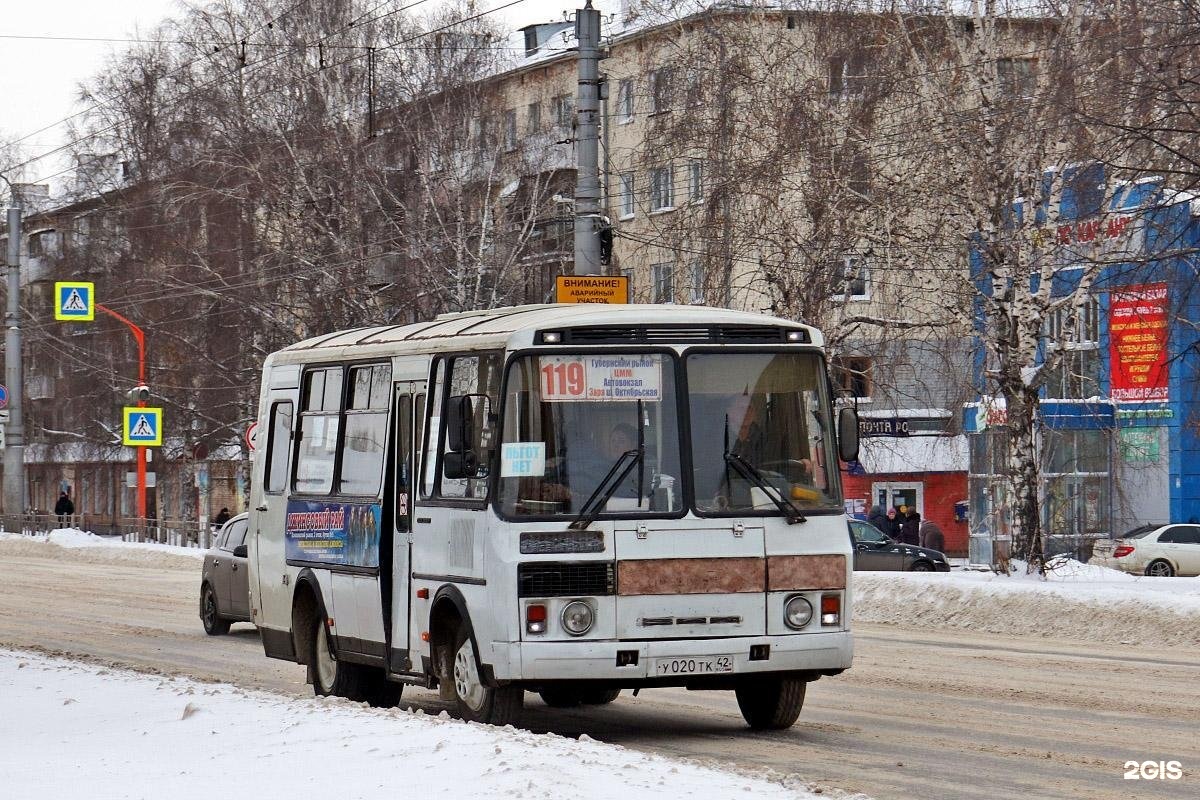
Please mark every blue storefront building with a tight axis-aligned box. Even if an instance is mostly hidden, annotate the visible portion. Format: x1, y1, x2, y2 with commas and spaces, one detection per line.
965, 165, 1200, 559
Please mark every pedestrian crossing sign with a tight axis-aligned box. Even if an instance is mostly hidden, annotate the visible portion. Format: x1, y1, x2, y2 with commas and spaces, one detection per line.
123, 406, 163, 447
55, 281, 95, 321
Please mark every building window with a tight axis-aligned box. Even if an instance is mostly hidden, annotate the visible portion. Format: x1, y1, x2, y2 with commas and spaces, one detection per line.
831, 356, 872, 398
1043, 297, 1101, 399
687, 160, 704, 202
685, 68, 702, 107
616, 78, 634, 122
649, 67, 673, 114
831, 255, 869, 300
618, 172, 635, 219
503, 110, 518, 152
551, 94, 573, 128
688, 260, 705, 304
998, 57, 1037, 99
652, 262, 675, 303
828, 53, 867, 98
649, 165, 674, 212
527, 101, 541, 132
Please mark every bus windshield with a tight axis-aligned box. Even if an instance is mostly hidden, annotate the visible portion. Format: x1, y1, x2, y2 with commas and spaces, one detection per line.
687, 352, 839, 512
497, 353, 684, 518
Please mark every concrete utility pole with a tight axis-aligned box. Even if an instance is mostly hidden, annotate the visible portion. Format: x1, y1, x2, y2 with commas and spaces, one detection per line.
573, 1, 603, 276
3, 192, 25, 520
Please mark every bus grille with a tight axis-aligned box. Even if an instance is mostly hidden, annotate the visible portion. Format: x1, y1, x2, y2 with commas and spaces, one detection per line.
518, 562, 615, 597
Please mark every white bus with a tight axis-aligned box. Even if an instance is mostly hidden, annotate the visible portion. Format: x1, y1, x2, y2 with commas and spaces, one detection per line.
248, 303, 859, 729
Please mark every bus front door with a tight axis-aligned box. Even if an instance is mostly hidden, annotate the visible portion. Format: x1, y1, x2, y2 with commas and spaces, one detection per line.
387, 382, 424, 674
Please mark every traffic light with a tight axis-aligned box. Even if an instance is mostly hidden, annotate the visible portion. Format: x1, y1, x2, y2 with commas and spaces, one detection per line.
598, 218, 613, 266
126, 385, 151, 404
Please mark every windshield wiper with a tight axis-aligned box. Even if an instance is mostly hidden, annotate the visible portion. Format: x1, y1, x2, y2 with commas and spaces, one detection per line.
724, 451, 807, 525
568, 447, 645, 530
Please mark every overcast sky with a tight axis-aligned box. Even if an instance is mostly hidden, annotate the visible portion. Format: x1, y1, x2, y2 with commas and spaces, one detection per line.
0, 0, 587, 188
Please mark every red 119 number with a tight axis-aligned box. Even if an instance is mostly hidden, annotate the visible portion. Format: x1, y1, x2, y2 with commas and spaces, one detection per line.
541, 360, 585, 398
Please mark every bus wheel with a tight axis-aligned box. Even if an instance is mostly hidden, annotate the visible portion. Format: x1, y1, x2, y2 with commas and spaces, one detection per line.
310, 616, 363, 701
580, 688, 621, 705
450, 625, 523, 725
734, 677, 806, 730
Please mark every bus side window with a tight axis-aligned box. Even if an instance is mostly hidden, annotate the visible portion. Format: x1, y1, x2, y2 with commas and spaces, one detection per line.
439, 353, 502, 500
396, 394, 412, 533
264, 401, 293, 494
422, 361, 445, 498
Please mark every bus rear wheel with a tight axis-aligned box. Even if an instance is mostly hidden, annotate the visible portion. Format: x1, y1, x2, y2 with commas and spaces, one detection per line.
449, 625, 523, 725
310, 616, 364, 701
734, 677, 807, 730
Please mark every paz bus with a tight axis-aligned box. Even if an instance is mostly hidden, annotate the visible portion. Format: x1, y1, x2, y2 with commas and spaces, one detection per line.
247, 303, 859, 729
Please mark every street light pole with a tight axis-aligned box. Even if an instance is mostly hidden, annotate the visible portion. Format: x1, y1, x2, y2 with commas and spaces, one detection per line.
97, 304, 148, 520
2, 180, 25, 524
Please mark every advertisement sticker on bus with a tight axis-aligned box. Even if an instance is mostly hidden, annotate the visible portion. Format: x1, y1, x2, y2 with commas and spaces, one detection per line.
540, 354, 662, 402
284, 500, 382, 568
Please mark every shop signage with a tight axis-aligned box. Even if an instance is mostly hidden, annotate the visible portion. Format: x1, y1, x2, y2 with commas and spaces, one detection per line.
1109, 282, 1169, 402
859, 417, 910, 437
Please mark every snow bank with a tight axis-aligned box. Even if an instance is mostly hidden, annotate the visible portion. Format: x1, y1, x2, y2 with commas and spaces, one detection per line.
0, 529, 203, 570
854, 559, 1200, 648
0, 649, 851, 800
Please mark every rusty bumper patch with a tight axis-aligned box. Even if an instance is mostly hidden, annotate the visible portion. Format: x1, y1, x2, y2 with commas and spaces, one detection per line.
766, 554, 847, 591
617, 557, 765, 595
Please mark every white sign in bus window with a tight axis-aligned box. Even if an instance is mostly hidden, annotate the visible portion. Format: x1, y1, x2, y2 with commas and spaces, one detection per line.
501, 442, 546, 477
540, 355, 662, 402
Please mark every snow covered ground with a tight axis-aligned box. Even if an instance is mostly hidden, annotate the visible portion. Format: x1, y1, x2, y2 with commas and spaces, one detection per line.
0, 528, 202, 569
0, 648, 847, 800
855, 559, 1200, 648
4, 529, 1197, 648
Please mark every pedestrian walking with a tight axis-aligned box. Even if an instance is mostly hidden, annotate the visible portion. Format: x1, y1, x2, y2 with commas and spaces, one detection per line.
213, 507, 231, 527
900, 510, 921, 545
54, 491, 75, 526
884, 507, 901, 538
919, 517, 946, 552
867, 504, 889, 533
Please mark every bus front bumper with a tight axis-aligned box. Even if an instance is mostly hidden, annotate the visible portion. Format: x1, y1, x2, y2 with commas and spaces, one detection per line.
492, 631, 853, 683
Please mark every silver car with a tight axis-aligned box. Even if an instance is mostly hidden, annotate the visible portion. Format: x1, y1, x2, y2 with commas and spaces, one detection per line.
200, 513, 252, 635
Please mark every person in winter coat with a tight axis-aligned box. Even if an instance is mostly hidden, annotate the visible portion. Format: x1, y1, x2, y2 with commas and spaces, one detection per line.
867, 504, 889, 533
919, 518, 946, 552
884, 507, 901, 538
899, 510, 921, 545
213, 508, 232, 527
54, 491, 75, 525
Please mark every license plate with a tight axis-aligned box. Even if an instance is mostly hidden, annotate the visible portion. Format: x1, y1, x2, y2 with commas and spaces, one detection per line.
652, 656, 734, 676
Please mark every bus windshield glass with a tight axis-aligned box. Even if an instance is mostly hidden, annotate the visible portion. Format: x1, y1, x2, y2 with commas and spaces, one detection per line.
687, 352, 840, 513
497, 353, 683, 518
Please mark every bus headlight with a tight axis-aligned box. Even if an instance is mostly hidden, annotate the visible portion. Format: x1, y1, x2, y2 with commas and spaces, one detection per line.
784, 595, 813, 630
561, 600, 594, 636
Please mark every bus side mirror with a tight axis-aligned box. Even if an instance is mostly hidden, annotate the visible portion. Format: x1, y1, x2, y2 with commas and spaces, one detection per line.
446, 395, 475, 453
443, 450, 479, 480
837, 407, 860, 463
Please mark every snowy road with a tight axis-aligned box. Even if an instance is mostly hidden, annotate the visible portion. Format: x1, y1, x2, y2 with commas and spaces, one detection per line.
1, 549, 1197, 799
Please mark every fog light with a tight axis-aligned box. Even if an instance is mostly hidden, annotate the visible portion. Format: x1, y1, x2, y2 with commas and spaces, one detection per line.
561, 600, 594, 636
526, 603, 547, 634
821, 594, 840, 626
783, 595, 813, 630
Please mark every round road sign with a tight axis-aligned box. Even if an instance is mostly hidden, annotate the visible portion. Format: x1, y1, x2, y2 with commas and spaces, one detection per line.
0, 384, 8, 409
246, 421, 260, 451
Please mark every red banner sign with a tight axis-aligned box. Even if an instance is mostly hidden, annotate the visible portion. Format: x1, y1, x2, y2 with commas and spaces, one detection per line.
1109, 283, 1169, 402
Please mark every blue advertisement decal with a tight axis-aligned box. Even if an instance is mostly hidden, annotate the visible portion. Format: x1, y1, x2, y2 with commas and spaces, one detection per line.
285, 500, 382, 568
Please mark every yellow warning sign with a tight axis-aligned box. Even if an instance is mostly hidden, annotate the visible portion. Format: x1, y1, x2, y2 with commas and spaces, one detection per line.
555, 276, 629, 304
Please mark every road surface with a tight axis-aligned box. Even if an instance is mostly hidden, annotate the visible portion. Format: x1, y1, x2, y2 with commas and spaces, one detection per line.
1, 551, 1196, 799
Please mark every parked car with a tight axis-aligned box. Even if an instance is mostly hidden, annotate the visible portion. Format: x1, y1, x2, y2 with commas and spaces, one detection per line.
200, 513, 252, 635
847, 519, 951, 572
1110, 523, 1200, 577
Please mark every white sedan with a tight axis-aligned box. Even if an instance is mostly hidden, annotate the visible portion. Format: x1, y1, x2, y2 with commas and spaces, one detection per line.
1110, 523, 1200, 577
